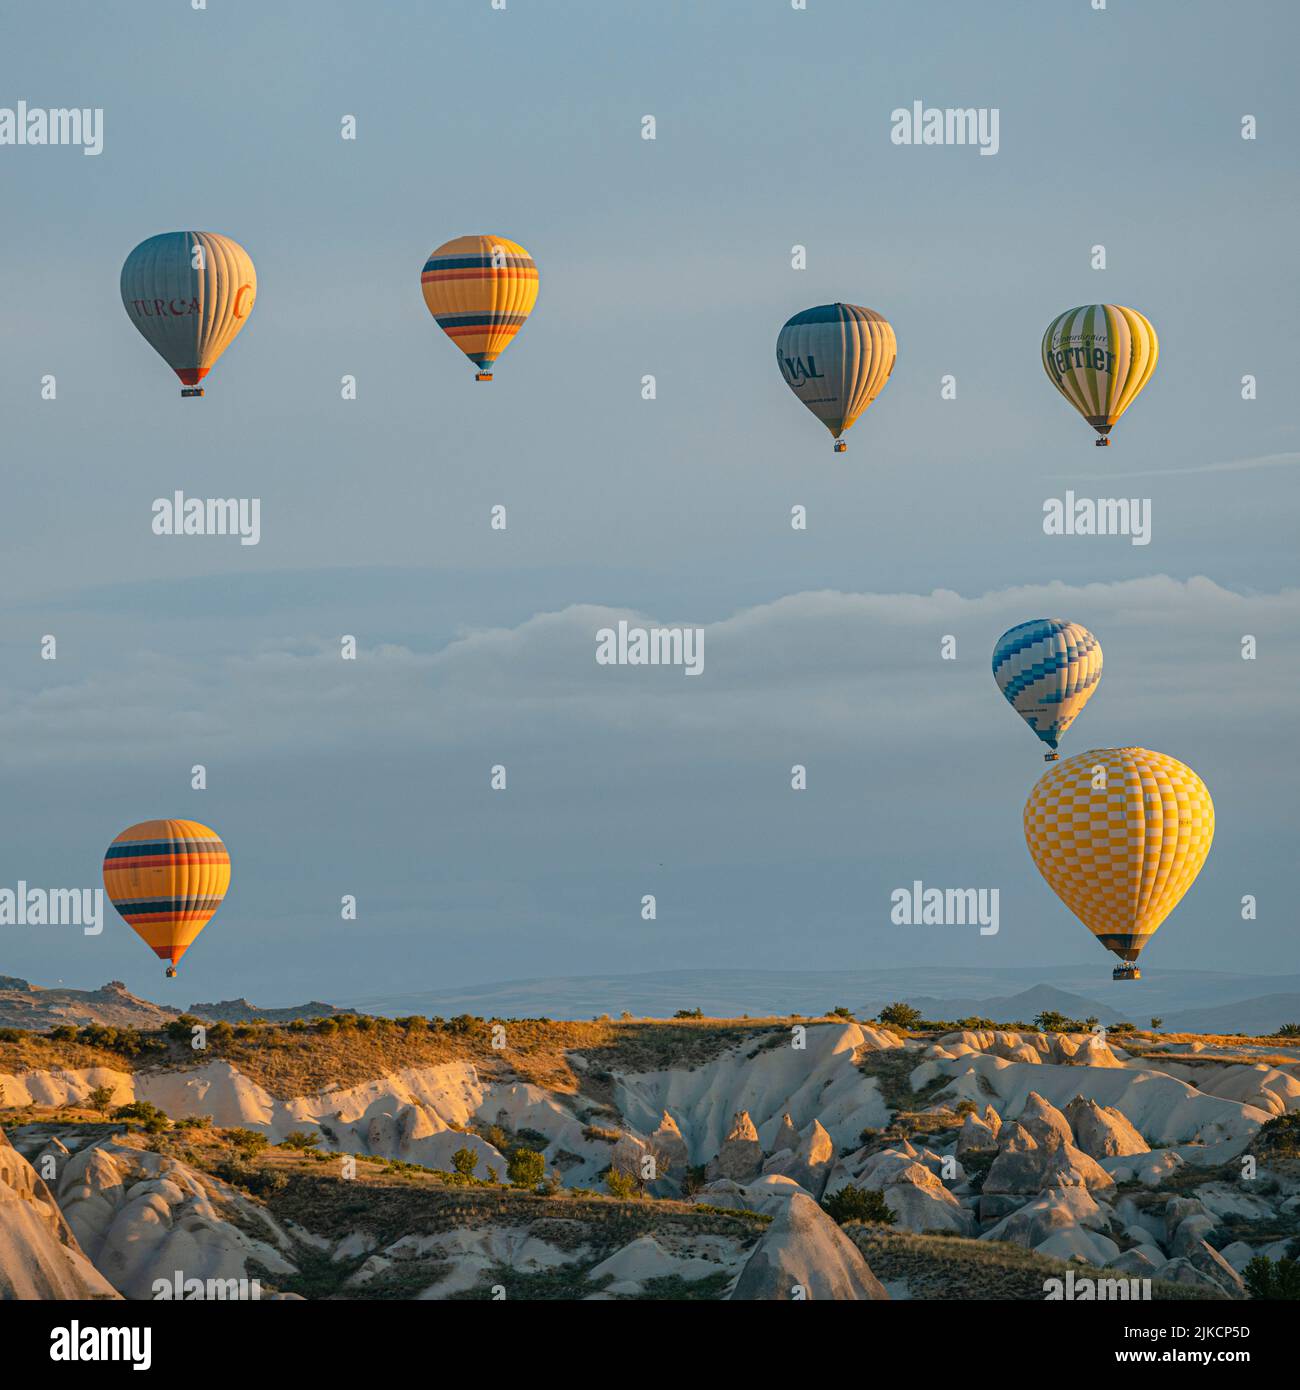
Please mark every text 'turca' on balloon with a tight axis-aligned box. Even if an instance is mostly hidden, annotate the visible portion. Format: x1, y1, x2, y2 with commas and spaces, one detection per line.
102, 820, 230, 978
420, 235, 538, 381
1041, 303, 1157, 446
992, 618, 1102, 760
120, 232, 257, 398
1023, 748, 1214, 981
776, 303, 896, 453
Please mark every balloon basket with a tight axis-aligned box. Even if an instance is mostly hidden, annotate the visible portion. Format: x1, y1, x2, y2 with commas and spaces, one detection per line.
165, 966, 177, 979
475, 372, 493, 382
180, 388, 205, 398
1112, 965, 1141, 981
1094, 437, 1110, 447
833, 440, 846, 454
1044, 752, 1059, 761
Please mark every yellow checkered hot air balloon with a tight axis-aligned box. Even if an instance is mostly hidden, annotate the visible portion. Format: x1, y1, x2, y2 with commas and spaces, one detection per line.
1024, 749, 1214, 980
103, 820, 230, 978
420, 235, 538, 380
1041, 304, 1158, 445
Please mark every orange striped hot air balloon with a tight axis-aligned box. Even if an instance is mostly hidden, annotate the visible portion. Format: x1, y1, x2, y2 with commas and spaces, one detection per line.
420, 235, 538, 380
103, 820, 230, 978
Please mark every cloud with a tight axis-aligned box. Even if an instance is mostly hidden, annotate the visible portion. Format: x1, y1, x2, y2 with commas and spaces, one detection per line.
1056, 451, 1300, 481
1, 574, 1293, 771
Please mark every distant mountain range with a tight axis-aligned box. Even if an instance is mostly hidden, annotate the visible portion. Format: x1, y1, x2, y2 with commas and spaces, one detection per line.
3, 966, 1297, 1037
340, 965, 1300, 1034
0, 976, 340, 1030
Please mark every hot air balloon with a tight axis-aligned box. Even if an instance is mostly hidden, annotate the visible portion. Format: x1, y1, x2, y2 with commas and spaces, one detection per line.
1024, 748, 1214, 980
1041, 304, 1157, 445
776, 304, 896, 453
420, 235, 538, 381
103, 820, 230, 978
120, 232, 257, 397
993, 619, 1102, 761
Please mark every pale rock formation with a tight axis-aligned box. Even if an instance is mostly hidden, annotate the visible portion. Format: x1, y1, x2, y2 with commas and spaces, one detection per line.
770, 1113, 801, 1155
1100, 1149, 1184, 1187
1108, 1245, 1163, 1274
761, 1119, 835, 1197
648, 1111, 689, 1179
729, 1192, 888, 1301
1170, 1213, 1219, 1257
0, 1126, 119, 1299
1065, 1096, 1148, 1157
55, 1138, 296, 1300
1017, 1092, 1075, 1149
706, 1111, 763, 1183
1164, 1196, 1212, 1243
956, 1111, 999, 1154
881, 1162, 975, 1237
1035, 1227, 1120, 1267
981, 1183, 1110, 1250
983, 1120, 1114, 1196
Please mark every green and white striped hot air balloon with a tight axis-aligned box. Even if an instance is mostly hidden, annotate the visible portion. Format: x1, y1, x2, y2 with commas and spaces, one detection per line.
1041, 304, 1157, 446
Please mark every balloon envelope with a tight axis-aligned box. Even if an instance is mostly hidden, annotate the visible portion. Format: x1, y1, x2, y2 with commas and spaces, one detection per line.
776, 303, 896, 445
1024, 748, 1214, 965
993, 618, 1102, 752
103, 820, 230, 970
120, 232, 256, 391
1041, 303, 1157, 440
420, 235, 538, 376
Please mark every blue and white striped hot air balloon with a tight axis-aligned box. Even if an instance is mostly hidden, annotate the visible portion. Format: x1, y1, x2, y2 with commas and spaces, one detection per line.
992, 619, 1102, 760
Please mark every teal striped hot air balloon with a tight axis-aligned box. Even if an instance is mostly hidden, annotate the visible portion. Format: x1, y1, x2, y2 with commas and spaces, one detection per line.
992, 619, 1102, 760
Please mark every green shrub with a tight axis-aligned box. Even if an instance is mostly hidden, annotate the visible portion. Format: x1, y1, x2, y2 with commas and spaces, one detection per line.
506, 1147, 545, 1189
822, 1185, 895, 1226
605, 1167, 639, 1199
1244, 1255, 1300, 1300
877, 1003, 922, 1030
451, 1147, 479, 1177
279, 1130, 320, 1151
111, 1101, 170, 1134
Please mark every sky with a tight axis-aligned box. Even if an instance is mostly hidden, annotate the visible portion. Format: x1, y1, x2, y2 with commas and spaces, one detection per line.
0, 0, 1296, 1005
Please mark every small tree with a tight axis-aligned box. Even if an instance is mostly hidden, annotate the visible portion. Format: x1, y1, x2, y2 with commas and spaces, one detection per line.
86, 1085, 116, 1114
605, 1167, 638, 1199
451, 1146, 479, 1178
279, 1130, 319, 1151
111, 1101, 170, 1134
822, 1185, 896, 1226
1243, 1255, 1300, 1300
506, 1146, 545, 1189
1276, 1023, 1300, 1039
673, 1008, 703, 1020
877, 1002, 922, 1030
1149, 1017, 1164, 1031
